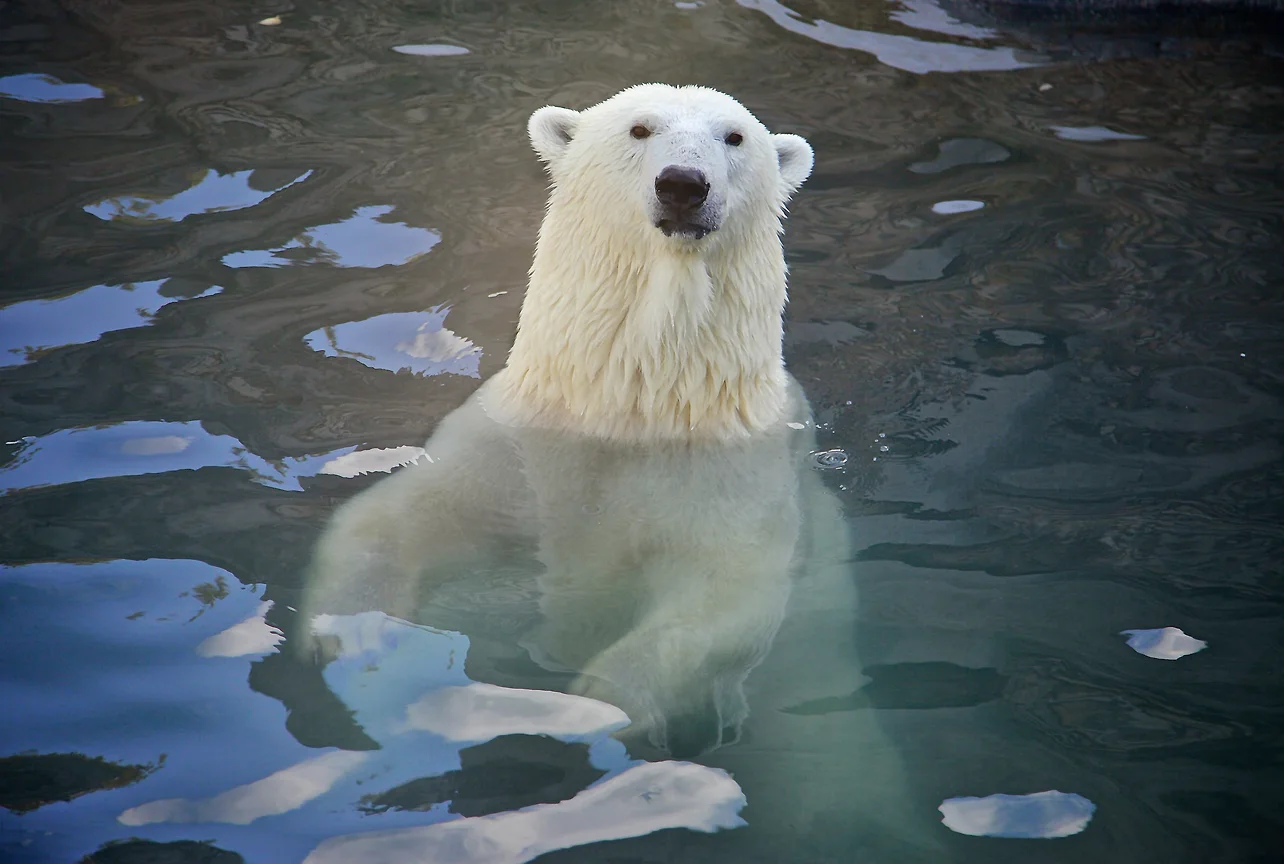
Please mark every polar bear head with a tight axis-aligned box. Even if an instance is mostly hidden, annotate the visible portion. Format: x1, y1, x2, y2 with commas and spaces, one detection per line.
498, 84, 813, 440
528, 84, 813, 249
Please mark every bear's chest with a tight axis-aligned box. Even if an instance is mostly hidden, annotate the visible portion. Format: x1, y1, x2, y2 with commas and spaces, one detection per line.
515, 435, 802, 574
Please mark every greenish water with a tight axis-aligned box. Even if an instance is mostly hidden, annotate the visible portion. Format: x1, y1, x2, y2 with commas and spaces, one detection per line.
2, 1, 1282, 862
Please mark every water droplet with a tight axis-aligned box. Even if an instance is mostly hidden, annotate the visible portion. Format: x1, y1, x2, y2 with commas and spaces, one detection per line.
879, 445, 890, 452
811, 449, 848, 469
878, 433, 886, 438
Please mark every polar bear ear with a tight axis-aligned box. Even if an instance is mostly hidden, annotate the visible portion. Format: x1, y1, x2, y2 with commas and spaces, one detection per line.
529, 106, 581, 165
772, 133, 814, 194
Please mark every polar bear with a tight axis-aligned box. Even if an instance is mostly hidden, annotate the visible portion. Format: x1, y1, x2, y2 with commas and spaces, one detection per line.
300, 85, 836, 758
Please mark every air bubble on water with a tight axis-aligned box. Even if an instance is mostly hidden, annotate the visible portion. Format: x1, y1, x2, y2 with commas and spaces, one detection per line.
811, 449, 848, 469
879, 433, 886, 438
879, 445, 890, 452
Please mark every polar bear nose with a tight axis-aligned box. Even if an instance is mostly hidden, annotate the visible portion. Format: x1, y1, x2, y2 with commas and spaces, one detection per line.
655, 166, 709, 211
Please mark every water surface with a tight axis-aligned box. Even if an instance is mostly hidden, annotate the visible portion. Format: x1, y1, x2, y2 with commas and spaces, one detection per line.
2, 1, 1282, 862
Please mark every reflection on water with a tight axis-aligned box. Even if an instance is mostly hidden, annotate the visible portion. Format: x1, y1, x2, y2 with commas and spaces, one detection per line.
739, 0, 1043, 73
890, 0, 997, 39
119, 750, 369, 827
305, 760, 746, 864
1049, 124, 1146, 142
908, 137, 1010, 174
197, 602, 284, 659
2, 0, 1282, 861
931, 199, 985, 215
939, 790, 1096, 838
304, 308, 481, 377
222, 206, 439, 269
398, 683, 631, 741
1, 421, 341, 493
391, 44, 471, 57
0, 280, 221, 367
1120, 627, 1208, 660
84, 169, 311, 223
0, 753, 157, 815
0, 73, 104, 103
316, 446, 429, 479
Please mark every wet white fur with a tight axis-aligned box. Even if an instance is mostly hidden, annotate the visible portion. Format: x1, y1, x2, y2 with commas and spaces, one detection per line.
489, 84, 814, 441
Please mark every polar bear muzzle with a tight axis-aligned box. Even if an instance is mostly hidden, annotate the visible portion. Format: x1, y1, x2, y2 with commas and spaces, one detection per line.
653, 165, 715, 239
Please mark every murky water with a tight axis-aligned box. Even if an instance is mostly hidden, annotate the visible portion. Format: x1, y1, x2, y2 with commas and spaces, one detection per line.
2, 1, 1282, 862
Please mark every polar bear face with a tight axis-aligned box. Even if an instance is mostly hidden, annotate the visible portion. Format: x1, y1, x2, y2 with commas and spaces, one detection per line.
528, 84, 813, 246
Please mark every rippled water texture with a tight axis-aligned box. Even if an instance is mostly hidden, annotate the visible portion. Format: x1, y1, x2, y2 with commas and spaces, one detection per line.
2, 1, 1282, 862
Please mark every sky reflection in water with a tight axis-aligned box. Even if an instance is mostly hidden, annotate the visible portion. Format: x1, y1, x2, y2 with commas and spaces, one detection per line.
304, 308, 481, 377
0, 280, 221, 367
222, 205, 439, 269
0, 72, 104, 103
0, 421, 344, 493
939, 791, 1097, 838
738, 0, 1043, 74
84, 169, 312, 223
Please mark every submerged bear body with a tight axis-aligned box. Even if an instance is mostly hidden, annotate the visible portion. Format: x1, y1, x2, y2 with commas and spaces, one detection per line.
303, 84, 833, 754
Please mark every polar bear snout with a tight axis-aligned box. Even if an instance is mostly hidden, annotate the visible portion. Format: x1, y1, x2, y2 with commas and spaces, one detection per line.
655, 166, 709, 211
653, 164, 718, 240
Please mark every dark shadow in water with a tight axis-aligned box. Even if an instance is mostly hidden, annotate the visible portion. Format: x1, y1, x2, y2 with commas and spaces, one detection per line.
782, 662, 1007, 715
358, 734, 604, 818
247, 648, 379, 752
857, 536, 1110, 576
78, 839, 244, 864
0, 752, 159, 815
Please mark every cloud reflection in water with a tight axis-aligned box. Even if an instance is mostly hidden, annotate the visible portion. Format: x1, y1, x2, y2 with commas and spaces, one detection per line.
303, 760, 746, 864
84, 169, 311, 222
737, 0, 1042, 74
196, 601, 284, 658
118, 750, 369, 826
1121, 627, 1207, 660
399, 682, 631, 742
305, 307, 481, 377
0, 421, 341, 494
222, 205, 439, 269
939, 790, 1096, 838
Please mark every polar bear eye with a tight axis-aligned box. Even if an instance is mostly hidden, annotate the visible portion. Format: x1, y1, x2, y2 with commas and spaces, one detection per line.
630, 124, 651, 140
725, 132, 744, 146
